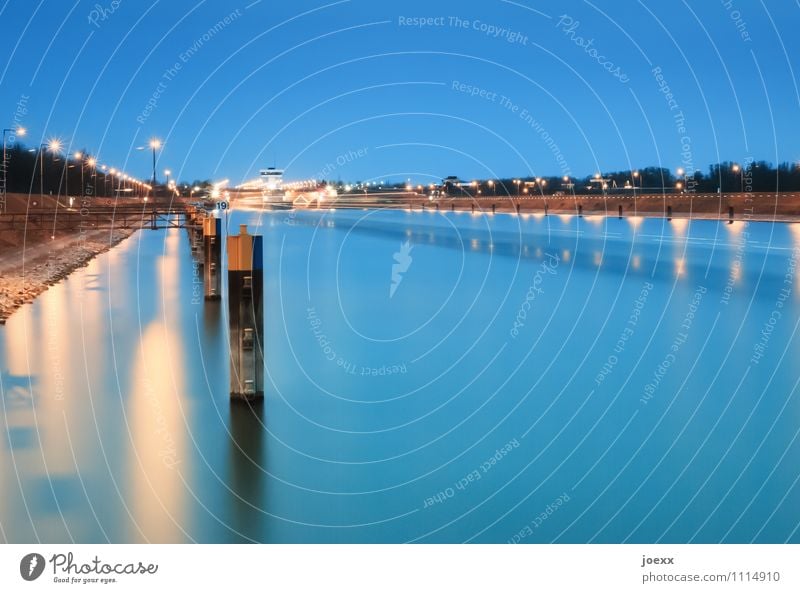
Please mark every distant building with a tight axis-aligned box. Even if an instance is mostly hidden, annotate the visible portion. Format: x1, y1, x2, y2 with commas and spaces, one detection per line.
235, 167, 286, 201
441, 175, 467, 196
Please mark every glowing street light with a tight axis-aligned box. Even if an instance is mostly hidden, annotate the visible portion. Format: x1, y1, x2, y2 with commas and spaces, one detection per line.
36, 138, 63, 199
149, 138, 162, 198
86, 157, 97, 194
731, 163, 743, 192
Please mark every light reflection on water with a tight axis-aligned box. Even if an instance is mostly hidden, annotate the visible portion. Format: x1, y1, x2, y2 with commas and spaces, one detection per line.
0, 211, 799, 543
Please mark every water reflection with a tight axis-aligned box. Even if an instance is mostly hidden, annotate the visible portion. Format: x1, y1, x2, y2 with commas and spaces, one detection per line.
0, 211, 798, 543
126, 230, 187, 542
228, 401, 266, 542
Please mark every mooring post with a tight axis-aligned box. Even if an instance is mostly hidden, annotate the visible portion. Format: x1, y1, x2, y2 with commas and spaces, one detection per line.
729, 206, 734, 224
203, 216, 222, 300
492, 203, 496, 214
618, 205, 623, 218
450, 202, 454, 212
667, 205, 673, 220
544, 203, 548, 216
228, 224, 264, 402
578, 204, 583, 217
516, 203, 520, 214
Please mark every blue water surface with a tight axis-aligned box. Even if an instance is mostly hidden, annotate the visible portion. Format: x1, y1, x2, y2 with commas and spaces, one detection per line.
1, 208, 798, 543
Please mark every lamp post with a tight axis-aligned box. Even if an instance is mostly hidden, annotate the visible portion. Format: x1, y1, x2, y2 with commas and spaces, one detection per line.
731, 163, 742, 192
632, 170, 639, 197
101, 165, 108, 197
150, 139, 161, 200
164, 169, 171, 188
66, 161, 74, 205
38, 139, 62, 199
2, 126, 26, 212
87, 157, 97, 197
74, 151, 85, 200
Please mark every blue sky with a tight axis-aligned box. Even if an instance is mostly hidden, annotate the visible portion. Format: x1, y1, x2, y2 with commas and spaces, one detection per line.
1, 0, 798, 185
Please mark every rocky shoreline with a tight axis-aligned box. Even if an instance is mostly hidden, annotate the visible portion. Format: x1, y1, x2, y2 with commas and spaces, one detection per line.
0, 229, 136, 324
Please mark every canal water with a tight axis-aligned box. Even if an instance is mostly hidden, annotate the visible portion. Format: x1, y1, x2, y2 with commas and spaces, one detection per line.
1, 209, 799, 543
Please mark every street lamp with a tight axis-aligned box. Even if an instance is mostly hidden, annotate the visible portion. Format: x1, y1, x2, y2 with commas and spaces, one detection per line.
164, 168, 171, 187
37, 138, 62, 199
2, 126, 26, 211
632, 170, 639, 196
731, 163, 742, 192
100, 165, 109, 197
149, 138, 161, 199
74, 151, 86, 200
87, 157, 97, 196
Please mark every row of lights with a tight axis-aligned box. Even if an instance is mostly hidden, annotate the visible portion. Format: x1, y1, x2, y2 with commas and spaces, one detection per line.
29, 135, 152, 197
1, 128, 178, 202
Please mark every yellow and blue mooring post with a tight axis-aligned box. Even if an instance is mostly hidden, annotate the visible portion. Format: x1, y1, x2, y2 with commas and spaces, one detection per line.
203, 216, 222, 300
227, 224, 264, 401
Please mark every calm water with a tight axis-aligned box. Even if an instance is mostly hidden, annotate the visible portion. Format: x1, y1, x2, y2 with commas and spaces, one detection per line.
1, 209, 799, 543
